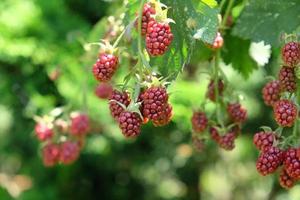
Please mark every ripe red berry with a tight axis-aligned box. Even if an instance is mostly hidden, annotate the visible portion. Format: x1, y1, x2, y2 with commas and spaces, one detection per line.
135, 3, 156, 36
262, 80, 281, 106
253, 131, 277, 151
146, 20, 173, 56
92, 53, 119, 82
208, 32, 224, 49
192, 136, 205, 152
118, 111, 142, 138
59, 141, 80, 165
218, 132, 236, 151
256, 146, 284, 176
42, 143, 60, 167
70, 113, 90, 136
227, 103, 247, 123
152, 103, 172, 127
191, 111, 208, 133
35, 123, 54, 141
281, 42, 300, 67
95, 83, 113, 99
279, 66, 297, 92
141, 86, 169, 121
284, 148, 300, 179
209, 126, 221, 142
279, 168, 295, 189
206, 79, 224, 102
109, 90, 131, 120
273, 99, 297, 127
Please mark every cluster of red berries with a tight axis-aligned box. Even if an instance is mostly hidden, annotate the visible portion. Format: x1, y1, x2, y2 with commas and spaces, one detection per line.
262, 41, 300, 127
34, 112, 90, 167
253, 131, 300, 189
254, 40, 300, 189
137, 3, 174, 56
108, 83, 172, 138
191, 79, 247, 152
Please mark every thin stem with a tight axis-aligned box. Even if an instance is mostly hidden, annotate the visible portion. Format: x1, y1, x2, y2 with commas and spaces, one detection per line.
137, 0, 146, 59
219, 0, 227, 12
214, 50, 223, 127
112, 29, 126, 49
220, 0, 234, 29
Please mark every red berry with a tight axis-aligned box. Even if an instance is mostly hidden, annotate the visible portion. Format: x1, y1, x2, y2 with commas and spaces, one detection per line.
192, 136, 205, 152
118, 111, 142, 138
279, 66, 297, 92
42, 143, 60, 167
227, 103, 247, 123
209, 126, 221, 142
135, 3, 156, 36
218, 132, 236, 151
141, 86, 169, 121
206, 79, 224, 101
253, 131, 277, 151
95, 83, 113, 99
208, 32, 223, 49
70, 113, 90, 136
279, 168, 295, 189
109, 90, 131, 120
284, 148, 300, 179
146, 20, 173, 56
262, 80, 281, 106
59, 141, 80, 165
273, 99, 297, 127
191, 111, 208, 133
152, 103, 172, 127
256, 146, 284, 176
92, 53, 119, 82
35, 123, 53, 141
281, 42, 300, 67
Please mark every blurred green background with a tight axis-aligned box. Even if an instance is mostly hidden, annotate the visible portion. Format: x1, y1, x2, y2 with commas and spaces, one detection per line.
1, 0, 300, 199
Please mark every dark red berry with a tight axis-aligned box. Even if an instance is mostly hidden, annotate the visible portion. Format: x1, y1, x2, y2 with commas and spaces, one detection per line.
256, 146, 284, 176
146, 20, 173, 56
152, 103, 172, 127
135, 3, 156, 36
208, 32, 223, 49
279, 66, 297, 92
279, 168, 295, 189
218, 132, 236, 151
191, 111, 208, 133
192, 136, 205, 152
284, 148, 300, 179
141, 86, 169, 121
109, 90, 131, 120
42, 143, 60, 167
209, 126, 221, 142
227, 103, 247, 123
92, 53, 119, 82
35, 123, 53, 141
95, 83, 113, 99
59, 141, 80, 165
273, 99, 297, 127
118, 111, 142, 138
262, 80, 281, 106
253, 131, 277, 151
206, 79, 224, 101
70, 113, 90, 136
281, 42, 300, 67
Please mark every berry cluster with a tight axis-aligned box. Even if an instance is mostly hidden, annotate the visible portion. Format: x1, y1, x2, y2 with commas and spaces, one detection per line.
34, 112, 90, 167
191, 78, 247, 152
108, 82, 173, 138
254, 39, 300, 189
136, 2, 174, 56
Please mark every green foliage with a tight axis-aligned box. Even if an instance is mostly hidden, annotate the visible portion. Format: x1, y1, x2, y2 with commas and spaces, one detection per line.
233, 0, 300, 46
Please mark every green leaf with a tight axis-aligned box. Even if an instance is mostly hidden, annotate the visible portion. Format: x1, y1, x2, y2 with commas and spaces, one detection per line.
222, 34, 257, 78
201, 0, 218, 8
149, 0, 218, 80
232, 0, 300, 46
